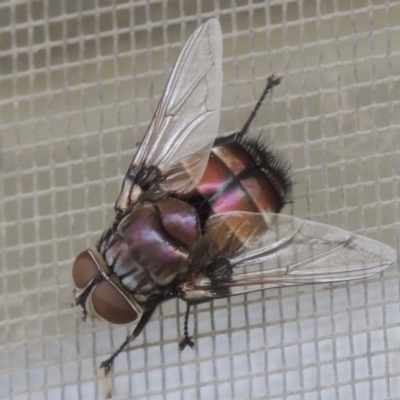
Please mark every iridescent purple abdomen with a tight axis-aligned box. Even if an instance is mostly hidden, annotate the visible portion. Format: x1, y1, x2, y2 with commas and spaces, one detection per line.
187, 136, 291, 249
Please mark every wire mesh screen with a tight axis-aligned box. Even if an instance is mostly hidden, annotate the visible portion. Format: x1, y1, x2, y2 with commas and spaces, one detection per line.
1, 1, 399, 399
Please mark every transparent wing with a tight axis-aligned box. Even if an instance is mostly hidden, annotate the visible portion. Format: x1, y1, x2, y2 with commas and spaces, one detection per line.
116, 19, 223, 211
181, 213, 397, 301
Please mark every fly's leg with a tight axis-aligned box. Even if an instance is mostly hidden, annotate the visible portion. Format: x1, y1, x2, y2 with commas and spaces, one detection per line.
179, 304, 194, 350
100, 332, 138, 375
100, 305, 157, 375
237, 74, 282, 138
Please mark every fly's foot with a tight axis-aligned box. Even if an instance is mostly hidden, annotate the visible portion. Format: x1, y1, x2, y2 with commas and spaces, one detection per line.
100, 358, 115, 376
179, 336, 195, 351
267, 73, 282, 87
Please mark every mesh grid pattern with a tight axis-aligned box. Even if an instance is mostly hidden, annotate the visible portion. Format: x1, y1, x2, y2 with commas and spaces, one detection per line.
1, 1, 399, 399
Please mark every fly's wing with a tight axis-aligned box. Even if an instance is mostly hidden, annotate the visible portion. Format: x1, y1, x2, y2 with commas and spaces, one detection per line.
181, 213, 397, 302
116, 19, 222, 212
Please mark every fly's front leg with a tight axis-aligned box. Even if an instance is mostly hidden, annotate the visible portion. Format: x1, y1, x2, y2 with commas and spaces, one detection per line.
100, 331, 138, 375
100, 305, 157, 375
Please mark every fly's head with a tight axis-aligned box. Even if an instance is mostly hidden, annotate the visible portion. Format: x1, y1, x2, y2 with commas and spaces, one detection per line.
72, 248, 144, 325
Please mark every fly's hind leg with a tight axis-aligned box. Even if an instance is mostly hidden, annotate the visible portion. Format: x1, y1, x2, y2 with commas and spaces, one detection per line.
237, 74, 282, 138
179, 304, 194, 350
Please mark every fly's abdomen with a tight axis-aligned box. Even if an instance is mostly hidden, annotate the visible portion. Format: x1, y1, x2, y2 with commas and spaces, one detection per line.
194, 136, 291, 248
102, 199, 200, 294
199, 139, 290, 214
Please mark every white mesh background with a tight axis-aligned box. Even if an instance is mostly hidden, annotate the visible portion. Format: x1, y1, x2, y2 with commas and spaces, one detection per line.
1, 1, 400, 399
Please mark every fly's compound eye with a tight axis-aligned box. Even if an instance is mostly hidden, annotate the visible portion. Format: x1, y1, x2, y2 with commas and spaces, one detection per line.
72, 250, 100, 290
72, 249, 140, 325
91, 280, 138, 324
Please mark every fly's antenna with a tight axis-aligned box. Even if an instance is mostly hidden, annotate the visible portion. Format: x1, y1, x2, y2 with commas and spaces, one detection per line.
236, 74, 281, 139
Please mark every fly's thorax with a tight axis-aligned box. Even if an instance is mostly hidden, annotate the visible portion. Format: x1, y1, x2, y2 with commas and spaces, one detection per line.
72, 248, 144, 325
100, 199, 201, 295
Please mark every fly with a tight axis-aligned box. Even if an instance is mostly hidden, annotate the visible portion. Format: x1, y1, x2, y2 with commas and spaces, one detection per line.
71, 19, 397, 374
